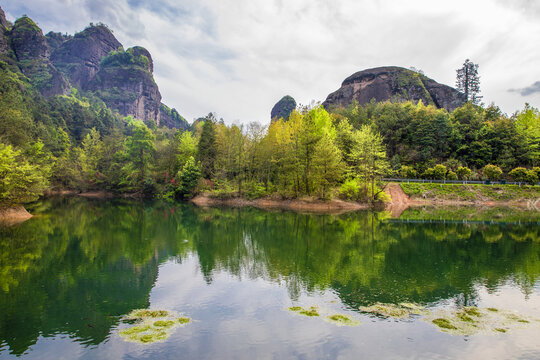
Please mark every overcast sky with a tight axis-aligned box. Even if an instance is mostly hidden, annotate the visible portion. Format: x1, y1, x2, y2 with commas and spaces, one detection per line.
3, 0, 540, 124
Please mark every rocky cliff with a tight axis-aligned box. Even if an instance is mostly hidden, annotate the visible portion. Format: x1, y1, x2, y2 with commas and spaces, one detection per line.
0, 6, 188, 129
323, 66, 465, 112
271, 95, 296, 121
10, 16, 70, 97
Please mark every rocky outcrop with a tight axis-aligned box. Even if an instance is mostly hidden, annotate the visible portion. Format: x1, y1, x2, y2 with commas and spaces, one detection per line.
1, 8, 187, 128
271, 95, 296, 121
10, 16, 69, 97
323, 66, 465, 112
51, 24, 122, 89
87, 46, 163, 125
0, 7, 10, 54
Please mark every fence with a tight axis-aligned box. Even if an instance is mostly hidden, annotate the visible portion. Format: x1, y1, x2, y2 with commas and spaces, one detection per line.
381, 178, 539, 186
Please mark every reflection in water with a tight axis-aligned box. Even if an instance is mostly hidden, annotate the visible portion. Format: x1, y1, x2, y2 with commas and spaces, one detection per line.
0, 198, 539, 356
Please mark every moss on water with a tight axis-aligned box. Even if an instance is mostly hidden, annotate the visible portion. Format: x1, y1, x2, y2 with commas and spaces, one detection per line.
433, 318, 457, 330
177, 317, 191, 324
154, 320, 175, 328
119, 309, 191, 344
487, 308, 498, 312
326, 314, 360, 326
463, 307, 482, 317
288, 306, 302, 312
359, 302, 427, 319
495, 328, 507, 333
299, 307, 319, 317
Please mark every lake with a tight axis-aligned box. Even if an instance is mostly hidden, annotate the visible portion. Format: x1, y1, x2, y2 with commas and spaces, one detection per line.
1, 198, 539, 359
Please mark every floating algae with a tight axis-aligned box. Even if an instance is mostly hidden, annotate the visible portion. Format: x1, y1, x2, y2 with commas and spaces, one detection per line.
358, 302, 428, 319
424, 307, 538, 336
289, 306, 320, 317
119, 309, 191, 344
325, 314, 361, 327
289, 305, 360, 326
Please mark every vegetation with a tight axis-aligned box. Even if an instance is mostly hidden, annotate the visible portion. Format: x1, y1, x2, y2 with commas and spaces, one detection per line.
456, 59, 482, 105
0, 34, 539, 209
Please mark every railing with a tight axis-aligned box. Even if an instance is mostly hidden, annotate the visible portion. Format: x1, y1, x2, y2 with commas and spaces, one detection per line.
381, 178, 539, 186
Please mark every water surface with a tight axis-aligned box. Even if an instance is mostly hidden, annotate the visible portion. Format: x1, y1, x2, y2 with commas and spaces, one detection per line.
1, 198, 539, 359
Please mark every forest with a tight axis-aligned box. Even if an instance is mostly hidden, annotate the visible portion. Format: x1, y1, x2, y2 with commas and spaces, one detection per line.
1, 56, 540, 208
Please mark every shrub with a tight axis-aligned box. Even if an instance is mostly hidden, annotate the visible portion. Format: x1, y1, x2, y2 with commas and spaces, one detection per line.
509, 167, 529, 183
447, 171, 458, 180
456, 166, 472, 180
482, 164, 503, 180
525, 170, 539, 185
339, 178, 368, 201
424, 165, 447, 180
399, 165, 417, 179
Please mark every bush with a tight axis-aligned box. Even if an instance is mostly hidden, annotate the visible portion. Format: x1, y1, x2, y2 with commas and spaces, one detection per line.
399, 165, 417, 179
525, 170, 539, 185
244, 182, 267, 200
482, 164, 503, 180
447, 171, 458, 180
509, 167, 529, 183
142, 178, 157, 198
456, 166, 472, 180
339, 178, 368, 201
423, 164, 446, 180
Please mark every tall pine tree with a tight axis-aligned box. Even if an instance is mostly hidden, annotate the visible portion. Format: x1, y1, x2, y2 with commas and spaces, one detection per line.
456, 59, 482, 105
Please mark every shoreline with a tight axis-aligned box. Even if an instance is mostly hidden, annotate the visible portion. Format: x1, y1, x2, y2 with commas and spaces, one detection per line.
0, 206, 33, 226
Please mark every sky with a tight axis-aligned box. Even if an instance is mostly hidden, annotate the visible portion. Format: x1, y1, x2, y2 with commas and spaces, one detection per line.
3, 0, 540, 125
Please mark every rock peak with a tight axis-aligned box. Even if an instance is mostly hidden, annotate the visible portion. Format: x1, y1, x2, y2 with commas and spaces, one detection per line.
323, 66, 465, 112
271, 95, 296, 121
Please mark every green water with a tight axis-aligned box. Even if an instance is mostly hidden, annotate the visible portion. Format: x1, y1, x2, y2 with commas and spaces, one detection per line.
0, 198, 539, 359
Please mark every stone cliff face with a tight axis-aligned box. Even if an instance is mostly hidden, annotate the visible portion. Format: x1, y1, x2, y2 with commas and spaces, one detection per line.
0, 5, 188, 129
271, 95, 296, 121
10, 16, 70, 97
51, 25, 123, 89
323, 66, 465, 112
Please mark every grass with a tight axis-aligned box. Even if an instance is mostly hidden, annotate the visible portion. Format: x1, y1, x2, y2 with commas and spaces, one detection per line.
400, 183, 540, 202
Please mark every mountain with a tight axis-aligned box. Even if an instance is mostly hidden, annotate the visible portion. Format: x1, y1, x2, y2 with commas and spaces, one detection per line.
322, 66, 466, 112
271, 95, 296, 121
0, 7, 188, 129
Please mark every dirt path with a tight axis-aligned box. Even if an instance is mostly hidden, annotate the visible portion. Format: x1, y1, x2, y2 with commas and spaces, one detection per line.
384, 183, 410, 218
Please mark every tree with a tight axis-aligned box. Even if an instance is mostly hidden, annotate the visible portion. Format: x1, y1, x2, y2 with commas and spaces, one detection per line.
177, 131, 198, 170
482, 164, 503, 180
0, 143, 50, 207
176, 156, 201, 198
350, 125, 390, 199
197, 114, 217, 179
313, 134, 343, 199
124, 120, 156, 188
456, 59, 482, 105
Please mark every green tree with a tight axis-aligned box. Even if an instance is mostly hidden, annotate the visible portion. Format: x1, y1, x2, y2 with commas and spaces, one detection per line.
124, 119, 156, 188
350, 125, 390, 200
197, 115, 217, 179
313, 134, 343, 199
177, 131, 198, 170
176, 156, 201, 198
456, 59, 482, 105
0, 143, 50, 207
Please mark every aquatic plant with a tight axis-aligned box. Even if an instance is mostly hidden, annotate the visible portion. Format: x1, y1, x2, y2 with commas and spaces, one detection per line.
424, 307, 538, 336
358, 302, 428, 319
119, 309, 191, 344
325, 314, 361, 326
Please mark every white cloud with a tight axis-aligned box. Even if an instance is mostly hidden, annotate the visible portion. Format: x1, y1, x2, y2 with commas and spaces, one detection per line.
3, 0, 540, 123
